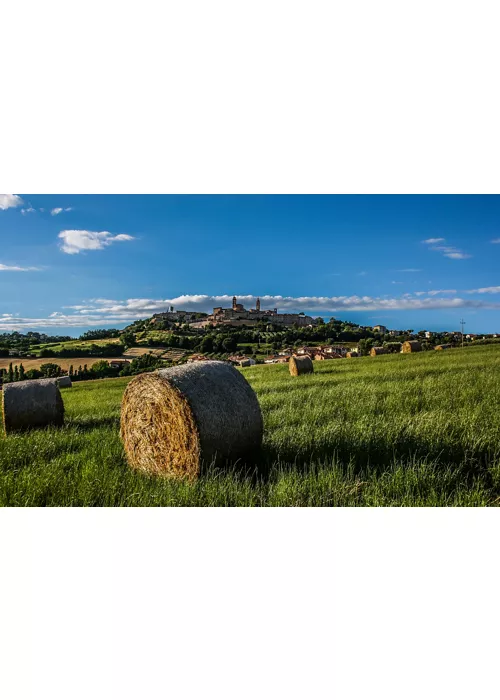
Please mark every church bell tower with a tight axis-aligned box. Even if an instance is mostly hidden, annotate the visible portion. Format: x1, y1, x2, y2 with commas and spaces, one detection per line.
256, 297, 261, 312
232, 296, 237, 311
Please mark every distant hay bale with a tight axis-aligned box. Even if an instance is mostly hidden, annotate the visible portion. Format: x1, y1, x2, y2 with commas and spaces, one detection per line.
120, 361, 263, 480
435, 344, 452, 351
402, 340, 422, 353
346, 351, 359, 358
289, 355, 314, 376
2, 378, 64, 433
370, 347, 388, 357
56, 376, 72, 388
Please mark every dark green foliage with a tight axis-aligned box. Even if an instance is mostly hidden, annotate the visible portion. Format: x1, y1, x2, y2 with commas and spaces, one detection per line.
39, 363, 62, 378
79, 329, 121, 341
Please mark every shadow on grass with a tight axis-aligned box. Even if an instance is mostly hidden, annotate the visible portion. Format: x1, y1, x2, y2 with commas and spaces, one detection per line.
254, 434, 499, 483
67, 416, 120, 432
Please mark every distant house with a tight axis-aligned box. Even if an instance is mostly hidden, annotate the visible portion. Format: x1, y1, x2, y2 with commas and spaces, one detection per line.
228, 355, 256, 367
313, 350, 342, 361
264, 355, 290, 364
187, 354, 212, 363
296, 346, 318, 356
373, 325, 388, 334
110, 360, 130, 369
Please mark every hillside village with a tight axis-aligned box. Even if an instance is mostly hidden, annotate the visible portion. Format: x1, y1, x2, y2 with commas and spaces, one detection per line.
1, 298, 499, 385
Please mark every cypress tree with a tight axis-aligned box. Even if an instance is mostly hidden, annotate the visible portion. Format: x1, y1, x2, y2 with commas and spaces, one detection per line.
7, 362, 13, 383
19, 363, 26, 381
14, 365, 19, 382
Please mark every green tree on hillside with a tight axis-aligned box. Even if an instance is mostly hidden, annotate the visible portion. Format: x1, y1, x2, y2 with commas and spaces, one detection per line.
19, 363, 26, 381
40, 363, 62, 378
119, 332, 135, 348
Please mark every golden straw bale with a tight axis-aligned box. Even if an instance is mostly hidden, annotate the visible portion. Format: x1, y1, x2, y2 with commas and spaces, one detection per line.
289, 355, 314, 376
120, 361, 263, 480
370, 347, 388, 356
402, 340, 422, 353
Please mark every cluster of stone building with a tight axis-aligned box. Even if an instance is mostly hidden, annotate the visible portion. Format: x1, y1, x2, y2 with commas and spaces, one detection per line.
190, 297, 320, 328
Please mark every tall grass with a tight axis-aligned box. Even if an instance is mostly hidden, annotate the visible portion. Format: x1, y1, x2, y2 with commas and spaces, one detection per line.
1, 344, 500, 506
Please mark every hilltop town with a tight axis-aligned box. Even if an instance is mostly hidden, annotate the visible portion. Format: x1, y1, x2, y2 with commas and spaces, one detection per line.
151, 296, 320, 328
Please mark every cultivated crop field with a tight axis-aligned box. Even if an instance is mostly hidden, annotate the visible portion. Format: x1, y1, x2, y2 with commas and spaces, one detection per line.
1, 344, 500, 506
0, 357, 128, 372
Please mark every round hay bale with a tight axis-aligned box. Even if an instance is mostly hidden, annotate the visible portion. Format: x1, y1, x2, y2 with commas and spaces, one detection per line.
370, 347, 388, 357
120, 361, 263, 480
56, 376, 72, 388
402, 340, 422, 353
2, 378, 64, 433
289, 355, 314, 376
346, 351, 359, 358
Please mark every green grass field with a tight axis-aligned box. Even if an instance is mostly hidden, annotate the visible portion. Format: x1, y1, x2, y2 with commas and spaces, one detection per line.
1, 344, 500, 506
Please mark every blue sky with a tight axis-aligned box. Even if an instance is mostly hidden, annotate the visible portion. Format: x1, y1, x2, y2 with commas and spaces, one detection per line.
1, 194, 499, 335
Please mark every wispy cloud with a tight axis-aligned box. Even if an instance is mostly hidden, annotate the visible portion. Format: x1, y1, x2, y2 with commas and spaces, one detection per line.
0, 263, 40, 272
21, 207, 36, 215
58, 230, 136, 254
4, 292, 500, 331
397, 268, 422, 273
491, 239, 500, 244
414, 290, 458, 297
467, 286, 500, 294
0, 194, 24, 210
422, 237, 471, 260
51, 207, 73, 216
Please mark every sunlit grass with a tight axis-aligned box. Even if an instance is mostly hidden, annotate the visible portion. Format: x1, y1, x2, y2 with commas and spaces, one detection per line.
1, 344, 500, 506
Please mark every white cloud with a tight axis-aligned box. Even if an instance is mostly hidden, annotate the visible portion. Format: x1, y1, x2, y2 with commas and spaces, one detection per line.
4, 292, 500, 331
51, 207, 73, 216
491, 238, 500, 244
58, 230, 135, 254
433, 247, 471, 259
0, 194, 24, 210
0, 263, 40, 272
397, 269, 422, 272
423, 238, 472, 260
467, 286, 500, 294
21, 207, 36, 215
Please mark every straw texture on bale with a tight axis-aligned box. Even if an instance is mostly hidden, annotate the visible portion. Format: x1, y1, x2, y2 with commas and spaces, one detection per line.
402, 340, 422, 353
370, 347, 388, 356
56, 376, 72, 388
289, 355, 314, 376
2, 378, 64, 433
120, 361, 263, 480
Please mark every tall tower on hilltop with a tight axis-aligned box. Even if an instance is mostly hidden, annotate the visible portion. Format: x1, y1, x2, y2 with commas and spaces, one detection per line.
232, 296, 237, 311
256, 297, 261, 312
